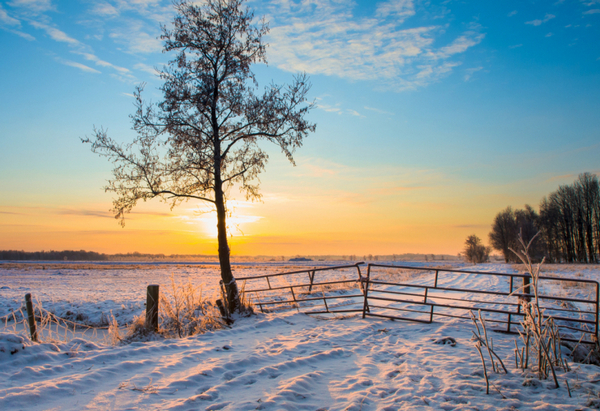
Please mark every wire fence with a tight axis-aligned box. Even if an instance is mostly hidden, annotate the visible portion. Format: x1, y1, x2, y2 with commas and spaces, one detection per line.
1, 298, 116, 344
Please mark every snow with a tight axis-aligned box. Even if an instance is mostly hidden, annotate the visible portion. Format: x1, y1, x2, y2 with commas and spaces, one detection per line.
1, 261, 600, 410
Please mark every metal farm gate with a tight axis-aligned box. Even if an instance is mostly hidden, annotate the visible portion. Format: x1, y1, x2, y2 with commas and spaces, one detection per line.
238, 263, 599, 344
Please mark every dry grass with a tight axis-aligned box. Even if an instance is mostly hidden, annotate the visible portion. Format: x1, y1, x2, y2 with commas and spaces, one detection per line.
156, 275, 226, 339
1, 276, 235, 345
107, 311, 122, 345
509, 234, 569, 388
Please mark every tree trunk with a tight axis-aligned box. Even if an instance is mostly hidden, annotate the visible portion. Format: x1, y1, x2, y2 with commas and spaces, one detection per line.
215, 186, 240, 314
210, 71, 240, 315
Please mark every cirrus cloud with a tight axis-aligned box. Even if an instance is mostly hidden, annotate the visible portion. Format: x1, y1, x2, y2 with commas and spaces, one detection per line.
263, 0, 484, 91
525, 13, 555, 26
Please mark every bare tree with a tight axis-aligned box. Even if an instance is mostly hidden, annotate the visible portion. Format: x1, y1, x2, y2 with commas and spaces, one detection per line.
576, 173, 599, 263
515, 204, 544, 262
539, 196, 562, 262
83, 0, 315, 314
488, 207, 517, 263
464, 235, 491, 264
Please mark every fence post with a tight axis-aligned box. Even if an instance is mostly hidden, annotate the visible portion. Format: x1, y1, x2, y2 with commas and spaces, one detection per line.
523, 273, 531, 302
356, 264, 364, 293
24, 293, 38, 342
596, 283, 599, 341
362, 265, 371, 319
146, 285, 159, 332
308, 271, 315, 293
507, 276, 514, 333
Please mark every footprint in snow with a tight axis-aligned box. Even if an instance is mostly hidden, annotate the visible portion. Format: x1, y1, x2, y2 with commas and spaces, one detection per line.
433, 337, 456, 346
386, 370, 401, 379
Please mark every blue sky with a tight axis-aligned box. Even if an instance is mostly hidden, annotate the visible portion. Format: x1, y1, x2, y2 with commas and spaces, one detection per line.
0, 0, 599, 255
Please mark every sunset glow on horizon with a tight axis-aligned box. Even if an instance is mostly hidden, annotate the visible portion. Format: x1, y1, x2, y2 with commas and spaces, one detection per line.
1, 0, 599, 256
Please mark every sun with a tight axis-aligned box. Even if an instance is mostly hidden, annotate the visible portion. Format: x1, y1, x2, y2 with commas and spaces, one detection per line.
197, 214, 263, 238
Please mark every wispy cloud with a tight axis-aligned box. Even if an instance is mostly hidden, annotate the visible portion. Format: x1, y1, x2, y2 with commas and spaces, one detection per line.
508, 10, 518, 17
25, 13, 137, 81
584, 9, 600, 14
134, 62, 159, 75
59, 208, 172, 218
525, 13, 556, 26
364, 106, 395, 116
88, 0, 171, 22
30, 21, 80, 45
375, 0, 415, 20
509, 43, 523, 49
59, 209, 112, 218
0, 5, 36, 40
108, 20, 162, 53
263, 0, 484, 91
347, 109, 365, 118
7, 0, 53, 15
58, 59, 101, 73
436, 32, 485, 58
314, 98, 365, 117
85, 0, 173, 55
74, 51, 130, 74
7, 28, 35, 40
90, 2, 119, 17
464, 66, 483, 81
0, 4, 20, 25
315, 102, 342, 115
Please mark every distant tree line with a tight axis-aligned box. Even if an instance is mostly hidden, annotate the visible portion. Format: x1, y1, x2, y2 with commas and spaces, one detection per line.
0, 250, 109, 261
489, 172, 600, 263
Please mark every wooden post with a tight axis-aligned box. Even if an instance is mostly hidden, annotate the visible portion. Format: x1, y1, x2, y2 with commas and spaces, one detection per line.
523, 273, 531, 302
25, 293, 38, 342
145, 285, 159, 332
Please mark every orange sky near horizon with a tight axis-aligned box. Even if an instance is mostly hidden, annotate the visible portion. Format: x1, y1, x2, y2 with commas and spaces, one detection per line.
0, 157, 577, 257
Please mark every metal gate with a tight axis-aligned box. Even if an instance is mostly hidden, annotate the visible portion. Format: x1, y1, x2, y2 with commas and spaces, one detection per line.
362, 264, 599, 344
239, 263, 599, 344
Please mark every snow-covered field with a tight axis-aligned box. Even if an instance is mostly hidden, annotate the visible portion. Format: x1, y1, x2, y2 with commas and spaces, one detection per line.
1, 261, 600, 410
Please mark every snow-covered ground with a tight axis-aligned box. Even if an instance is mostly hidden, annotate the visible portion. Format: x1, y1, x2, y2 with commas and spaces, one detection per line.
1, 261, 600, 410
